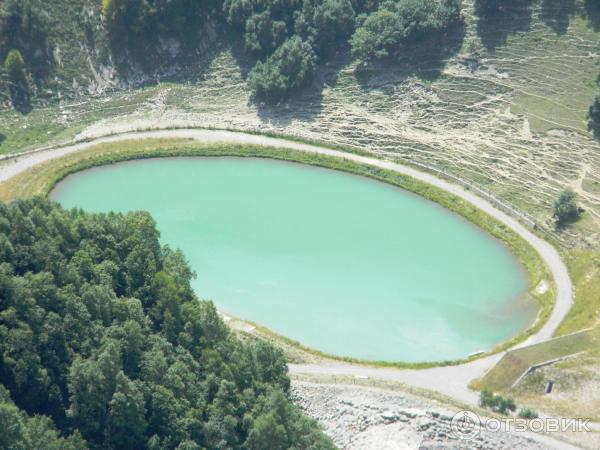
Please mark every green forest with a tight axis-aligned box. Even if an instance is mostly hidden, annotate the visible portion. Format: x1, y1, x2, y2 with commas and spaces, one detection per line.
3, 0, 600, 110
0, 0, 463, 104
104, 0, 462, 101
0, 198, 334, 450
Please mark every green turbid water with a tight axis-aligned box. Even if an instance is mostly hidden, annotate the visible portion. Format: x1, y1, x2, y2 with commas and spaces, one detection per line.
51, 157, 535, 362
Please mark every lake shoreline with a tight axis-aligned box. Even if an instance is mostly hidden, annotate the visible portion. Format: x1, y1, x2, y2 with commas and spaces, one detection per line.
0, 132, 558, 368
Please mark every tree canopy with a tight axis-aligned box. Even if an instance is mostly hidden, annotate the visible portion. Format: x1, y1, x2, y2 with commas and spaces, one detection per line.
350, 0, 462, 61
248, 36, 317, 102
0, 198, 334, 450
553, 189, 581, 227
100, 0, 463, 101
0, 0, 50, 80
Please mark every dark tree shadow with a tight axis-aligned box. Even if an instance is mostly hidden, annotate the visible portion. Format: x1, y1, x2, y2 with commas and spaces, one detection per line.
354, 19, 466, 89
555, 209, 584, 230
109, 19, 229, 87
475, 0, 533, 51
9, 84, 32, 114
0, 134, 6, 146
584, 0, 600, 31
228, 36, 259, 80
541, 0, 575, 34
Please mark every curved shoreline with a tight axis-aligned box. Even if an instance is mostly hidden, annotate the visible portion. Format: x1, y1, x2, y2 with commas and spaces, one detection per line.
0, 128, 573, 401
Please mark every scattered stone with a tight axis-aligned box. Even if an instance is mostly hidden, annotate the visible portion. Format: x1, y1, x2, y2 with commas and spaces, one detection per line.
291, 382, 561, 450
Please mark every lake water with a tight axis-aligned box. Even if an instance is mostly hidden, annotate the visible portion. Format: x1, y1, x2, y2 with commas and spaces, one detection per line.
51, 157, 535, 362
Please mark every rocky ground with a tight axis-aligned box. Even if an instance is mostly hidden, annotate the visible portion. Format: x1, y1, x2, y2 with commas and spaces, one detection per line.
291, 382, 577, 450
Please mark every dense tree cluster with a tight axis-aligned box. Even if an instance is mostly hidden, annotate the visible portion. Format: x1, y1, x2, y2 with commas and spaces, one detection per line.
0, 198, 334, 450
0, 0, 50, 81
350, 0, 462, 61
102, 0, 219, 51
100, 0, 463, 101
224, 0, 364, 101
0, 0, 466, 106
248, 36, 317, 102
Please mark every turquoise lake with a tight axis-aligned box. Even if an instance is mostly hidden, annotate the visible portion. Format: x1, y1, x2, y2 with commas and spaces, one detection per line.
50, 157, 536, 362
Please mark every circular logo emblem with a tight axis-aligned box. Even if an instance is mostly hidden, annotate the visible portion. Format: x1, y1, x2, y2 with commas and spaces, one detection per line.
450, 410, 481, 441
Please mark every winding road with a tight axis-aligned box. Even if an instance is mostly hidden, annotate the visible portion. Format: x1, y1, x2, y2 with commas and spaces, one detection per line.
0, 128, 573, 407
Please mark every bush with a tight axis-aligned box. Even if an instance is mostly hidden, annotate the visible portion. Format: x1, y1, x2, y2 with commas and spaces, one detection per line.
553, 189, 581, 226
248, 36, 317, 102
479, 389, 495, 408
479, 389, 517, 414
4, 49, 26, 84
497, 396, 516, 414
350, 0, 462, 61
518, 408, 539, 419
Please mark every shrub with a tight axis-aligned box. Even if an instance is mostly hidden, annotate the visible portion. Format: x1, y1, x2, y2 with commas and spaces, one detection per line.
497, 396, 516, 414
479, 389, 496, 408
4, 49, 26, 84
553, 189, 581, 226
518, 408, 539, 419
479, 389, 517, 414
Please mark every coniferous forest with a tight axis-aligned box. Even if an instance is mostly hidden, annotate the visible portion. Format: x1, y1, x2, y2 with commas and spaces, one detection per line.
0, 198, 334, 450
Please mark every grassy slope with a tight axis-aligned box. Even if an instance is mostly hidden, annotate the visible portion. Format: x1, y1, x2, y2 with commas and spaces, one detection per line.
559, 250, 600, 335
480, 327, 600, 392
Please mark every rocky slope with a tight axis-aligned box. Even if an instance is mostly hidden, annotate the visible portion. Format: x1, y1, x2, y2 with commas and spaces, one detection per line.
291, 382, 577, 450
